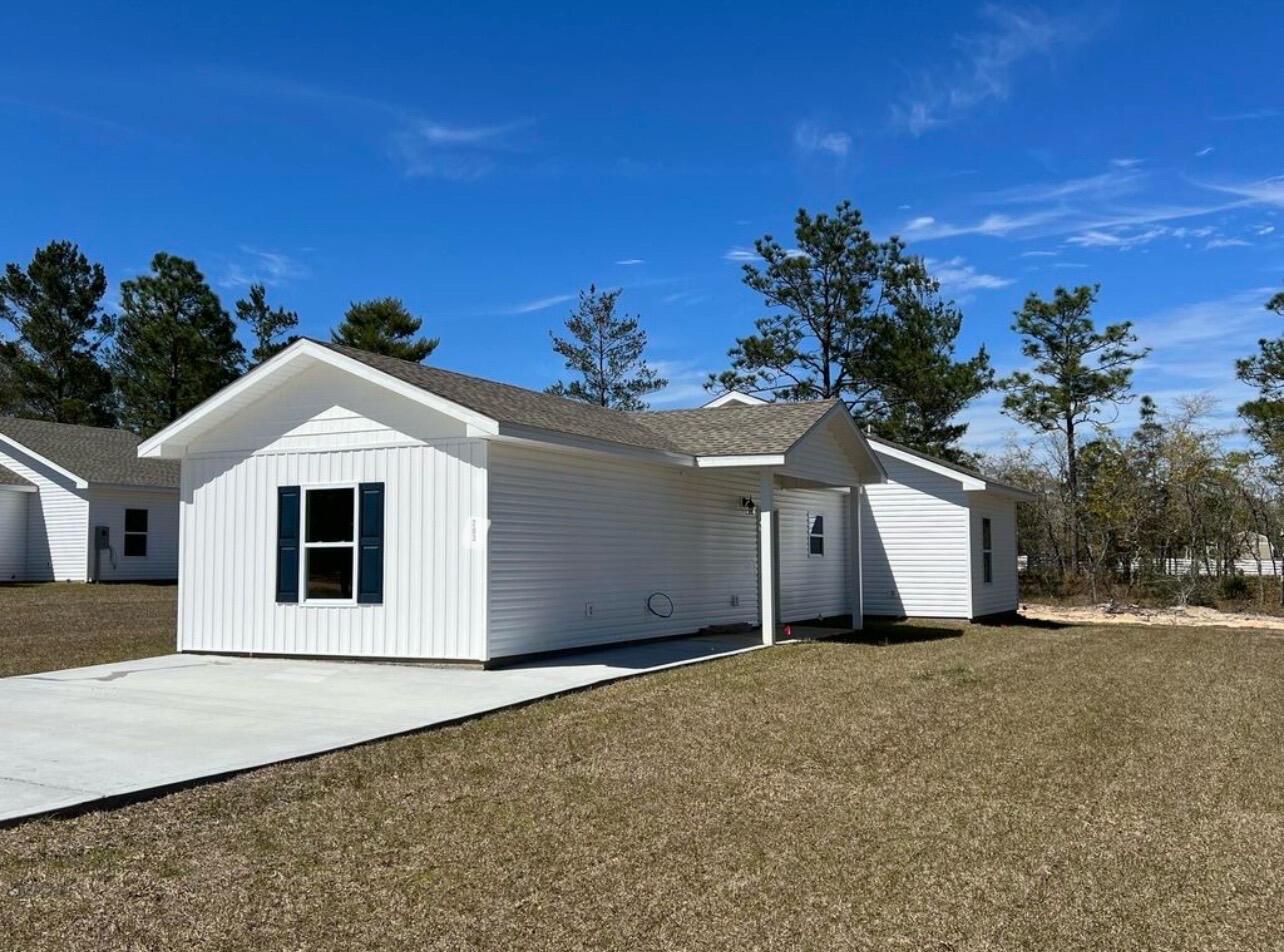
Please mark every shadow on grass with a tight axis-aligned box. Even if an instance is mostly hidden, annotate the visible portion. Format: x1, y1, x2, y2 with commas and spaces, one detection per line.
975, 613, 1074, 631
832, 622, 966, 647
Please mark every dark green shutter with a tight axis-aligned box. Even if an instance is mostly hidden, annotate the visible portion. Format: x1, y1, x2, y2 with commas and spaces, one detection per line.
276, 486, 301, 603
357, 482, 385, 604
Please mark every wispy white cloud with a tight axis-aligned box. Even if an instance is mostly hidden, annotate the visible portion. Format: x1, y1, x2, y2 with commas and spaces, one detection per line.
1258, 224, 1276, 236
1211, 108, 1280, 122
1111, 157, 1144, 168
389, 118, 530, 179
660, 289, 710, 307
723, 247, 762, 262
615, 258, 646, 266
1066, 227, 1168, 250
900, 207, 1066, 240
203, 70, 530, 180
1205, 236, 1251, 249
792, 121, 852, 157
1202, 175, 1284, 207
1195, 145, 1215, 157
504, 292, 575, 315
1020, 249, 1058, 257
891, 5, 1096, 136
983, 167, 1145, 205
648, 359, 714, 407
927, 256, 1014, 292
219, 247, 310, 288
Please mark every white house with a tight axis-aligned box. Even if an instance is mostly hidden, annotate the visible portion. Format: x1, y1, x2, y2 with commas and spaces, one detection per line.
0, 417, 180, 582
700, 392, 1033, 619
861, 436, 1033, 619
138, 339, 886, 664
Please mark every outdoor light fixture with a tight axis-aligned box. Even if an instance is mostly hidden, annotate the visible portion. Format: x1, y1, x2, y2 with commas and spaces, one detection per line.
740, 496, 757, 515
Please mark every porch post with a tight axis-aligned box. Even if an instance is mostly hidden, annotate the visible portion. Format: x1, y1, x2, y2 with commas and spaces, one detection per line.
759, 469, 777, 646
848, 484, 864, 631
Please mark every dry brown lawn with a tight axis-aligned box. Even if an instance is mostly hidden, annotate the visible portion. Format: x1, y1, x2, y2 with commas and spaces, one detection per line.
1, 591, 1283, 950
0, 583, 175, 677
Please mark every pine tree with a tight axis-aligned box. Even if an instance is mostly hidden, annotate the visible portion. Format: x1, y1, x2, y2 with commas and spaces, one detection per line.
708, 200, 991, 455
1235, 288, 1284, 461
0, 240, 116, 425
236, 283, 299, 365
110, 253, 245, 434
331, 297, 437, 362
546, 285, 667, 409
1000, 284, 1148, 572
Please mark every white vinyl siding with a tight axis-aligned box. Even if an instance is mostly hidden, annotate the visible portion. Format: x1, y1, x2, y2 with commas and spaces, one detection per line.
777, 488, 850, 622
0, 445, 89, 582
178, 437, 488, 661
87, 488, 179, 581
970, 492, 1020, 616
861, 454, 971, 617
0, 491, 28, 581
487, 442, 761, 659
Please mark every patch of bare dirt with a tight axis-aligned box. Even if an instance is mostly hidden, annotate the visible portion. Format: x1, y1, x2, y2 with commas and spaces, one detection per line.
1022, 601, 1284, 631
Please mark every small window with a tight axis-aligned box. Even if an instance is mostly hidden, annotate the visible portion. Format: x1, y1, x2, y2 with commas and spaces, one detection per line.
304, 488, 355, 600
807, 512, 824, 557
124, 509, 148, 557
982, 517, 993, 584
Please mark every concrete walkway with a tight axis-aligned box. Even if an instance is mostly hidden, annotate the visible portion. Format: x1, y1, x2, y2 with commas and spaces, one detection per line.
0, 633, 762, 824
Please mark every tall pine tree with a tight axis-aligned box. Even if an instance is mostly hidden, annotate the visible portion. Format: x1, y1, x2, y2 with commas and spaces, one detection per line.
546, 285, 667, 409
331, 297, 438, 362
0, 240, 116, 425
999, 284, 1148, 573
236, 283, 299, 365
708, 200, 991, 455
110, 253, 244, 434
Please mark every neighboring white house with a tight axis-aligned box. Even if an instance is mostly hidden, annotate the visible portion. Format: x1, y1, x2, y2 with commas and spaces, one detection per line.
138, 339, 887, 664
861, 436, 1033, 619
0, 417, 180, 583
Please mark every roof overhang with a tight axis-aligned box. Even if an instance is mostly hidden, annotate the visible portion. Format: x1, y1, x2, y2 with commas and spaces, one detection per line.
867, 437, 1035, 501
0, 435, 88, 488
138, 339, 501, 459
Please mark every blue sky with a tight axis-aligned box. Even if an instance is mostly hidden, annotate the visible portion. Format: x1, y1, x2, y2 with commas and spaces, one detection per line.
3, 2, 1282, 450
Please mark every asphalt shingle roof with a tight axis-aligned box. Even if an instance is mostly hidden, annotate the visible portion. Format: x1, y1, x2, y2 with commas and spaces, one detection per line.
632, 401, 838, 456
319, 341, 836, 458
0, 463, 33, 487
0, 417, 179, 489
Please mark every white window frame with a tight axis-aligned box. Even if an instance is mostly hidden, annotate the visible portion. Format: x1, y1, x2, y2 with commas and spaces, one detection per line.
123, 508, 149, 558
982, 517, 993, 585
300, 482, 360, 606
807, 511, 825, 558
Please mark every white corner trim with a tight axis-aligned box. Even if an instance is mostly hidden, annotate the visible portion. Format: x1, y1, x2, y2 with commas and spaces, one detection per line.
138, 340, 501, 459
0, 435, 89, 488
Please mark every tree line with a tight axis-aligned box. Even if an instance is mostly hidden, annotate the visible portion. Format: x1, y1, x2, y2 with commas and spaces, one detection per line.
0, 242, 437, 433
9, 203, 1284, 609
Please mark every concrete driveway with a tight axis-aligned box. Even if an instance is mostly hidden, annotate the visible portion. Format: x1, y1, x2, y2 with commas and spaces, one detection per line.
0, 633, 761, 823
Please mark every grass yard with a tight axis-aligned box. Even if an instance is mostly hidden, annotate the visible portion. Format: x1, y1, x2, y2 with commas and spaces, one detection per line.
2, 591, 1283, 950
0, 583, 176, 677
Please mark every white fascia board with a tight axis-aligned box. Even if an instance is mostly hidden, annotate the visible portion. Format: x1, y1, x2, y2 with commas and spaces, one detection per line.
702, 391, 769, 408
0, 436, 88, 488
867, 438, 985, 490
138, 340, 500, 459
694, 454, 788, 468
495, 423, 697, 467
975, 482, 1038, 502
0, 482, 37, 493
